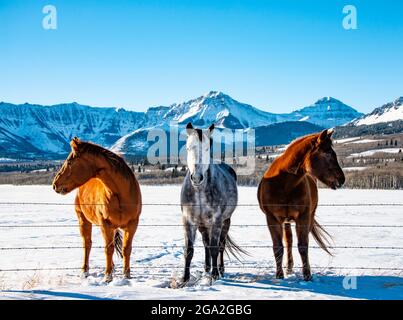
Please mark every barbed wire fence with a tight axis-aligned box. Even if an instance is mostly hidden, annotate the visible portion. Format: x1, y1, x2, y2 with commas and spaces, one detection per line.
0, 202, 402, 276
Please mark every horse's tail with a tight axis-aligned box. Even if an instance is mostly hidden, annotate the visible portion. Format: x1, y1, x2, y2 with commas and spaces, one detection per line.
114, 229, 123, 258
311, 218, 333, 256
224, 234, 250, 262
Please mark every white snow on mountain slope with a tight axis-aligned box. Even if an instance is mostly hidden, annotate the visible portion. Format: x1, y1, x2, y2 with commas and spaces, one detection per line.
352, 97, 403, 126
163, 91, 285, 128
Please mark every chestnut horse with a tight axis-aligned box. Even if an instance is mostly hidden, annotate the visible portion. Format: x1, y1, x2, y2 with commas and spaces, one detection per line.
257, 129, 345, 281
52, 137, 142, 282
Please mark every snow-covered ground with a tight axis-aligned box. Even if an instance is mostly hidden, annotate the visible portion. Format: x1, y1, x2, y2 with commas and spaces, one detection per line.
342, 167, 368, 172
334, 137, 360, 144
0, 186, 402, 300
348, 139, 383, 144
348, 148, 401, 158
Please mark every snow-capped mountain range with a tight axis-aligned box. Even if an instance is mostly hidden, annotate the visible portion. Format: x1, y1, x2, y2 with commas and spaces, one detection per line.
109, 92, 360, 155
351, 97, 403, 126
1, 91, 400, 159
0, 102, 145, 157
288, 96, 363, 128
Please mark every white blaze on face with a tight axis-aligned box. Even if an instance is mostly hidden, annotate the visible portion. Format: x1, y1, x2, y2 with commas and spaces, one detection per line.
186, 131, 211, 181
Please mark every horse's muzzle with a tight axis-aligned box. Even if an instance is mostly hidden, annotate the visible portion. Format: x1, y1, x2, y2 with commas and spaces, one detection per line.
53, 183, 67, 195
336, 172, 346, 188
331, 175, 345, 189
190, 173, 204, 186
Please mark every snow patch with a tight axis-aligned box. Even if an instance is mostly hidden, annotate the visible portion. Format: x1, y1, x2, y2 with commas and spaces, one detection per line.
348, 148, 401, 157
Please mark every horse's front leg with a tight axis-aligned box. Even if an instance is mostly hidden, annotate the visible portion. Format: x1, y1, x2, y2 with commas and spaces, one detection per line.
122, 219, 139, 279
182, 219, 197, 283
218, 218, 231, 277
266, 213, 284, 279
100, 223, 115, 282
210, 217, 223, 280
199, 227, 211, 272
76, 211, 92, 277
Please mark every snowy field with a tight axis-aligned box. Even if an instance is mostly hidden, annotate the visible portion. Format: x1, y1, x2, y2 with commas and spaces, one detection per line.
0, 185, 402, 300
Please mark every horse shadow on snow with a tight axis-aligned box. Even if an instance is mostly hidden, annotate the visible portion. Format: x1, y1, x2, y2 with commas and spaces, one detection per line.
219, 273, 403, 300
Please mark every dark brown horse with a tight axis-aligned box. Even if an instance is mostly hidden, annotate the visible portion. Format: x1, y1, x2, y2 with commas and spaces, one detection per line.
52, 138, 142, 282
257, 129, 345, 281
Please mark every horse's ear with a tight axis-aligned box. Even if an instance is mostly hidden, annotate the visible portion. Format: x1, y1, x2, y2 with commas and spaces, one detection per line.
317, 129, 330, 145
208, 123, 215, 134
186, 122, 194, 135
70, 137, 81, 153
327, 128, 335, 139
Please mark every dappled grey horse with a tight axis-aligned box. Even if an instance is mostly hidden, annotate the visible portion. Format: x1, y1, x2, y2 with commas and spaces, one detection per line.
180, 122, 242, 284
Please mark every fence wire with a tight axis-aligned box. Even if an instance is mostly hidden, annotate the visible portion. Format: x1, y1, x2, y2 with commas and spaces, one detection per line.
1, 245, 402, 250
0, 266, 402, 273
0, 202, 401, 275
0, 202, 403, 207
0, 224, 402, 228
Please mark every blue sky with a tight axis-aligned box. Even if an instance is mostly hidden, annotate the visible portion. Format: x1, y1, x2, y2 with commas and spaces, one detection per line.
0, 0, 402, 113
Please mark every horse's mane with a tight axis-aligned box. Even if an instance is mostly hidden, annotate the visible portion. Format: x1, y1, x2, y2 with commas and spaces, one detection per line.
269, 132, 324, 174
78, 141, 134, 180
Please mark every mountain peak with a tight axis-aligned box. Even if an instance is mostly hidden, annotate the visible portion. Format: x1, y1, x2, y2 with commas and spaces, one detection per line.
394, 97, 403, 105
203, 90, 225, 99
291, 97, 362, 127
314, 96, 341, 104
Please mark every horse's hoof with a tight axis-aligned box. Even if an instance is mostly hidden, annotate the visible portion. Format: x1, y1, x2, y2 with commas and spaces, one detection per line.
286, 268, 293, 275
303, 274, 312, 281
219, 267, 225, 277
81, 271, 89, 278
124, 273, 132, 280
275, 271, 284, 279
212, 270, 220, 280
104, 274, 113, 283
172, 278, 188, 289
204, 266, 211, 273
